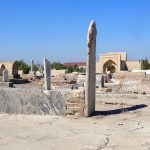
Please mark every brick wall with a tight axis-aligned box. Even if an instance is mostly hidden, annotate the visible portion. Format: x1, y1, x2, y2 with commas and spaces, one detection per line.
115, 71, 146, 79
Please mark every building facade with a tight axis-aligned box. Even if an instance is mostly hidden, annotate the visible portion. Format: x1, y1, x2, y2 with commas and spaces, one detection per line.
0, 61, 18, 77
96, 52, 142, 73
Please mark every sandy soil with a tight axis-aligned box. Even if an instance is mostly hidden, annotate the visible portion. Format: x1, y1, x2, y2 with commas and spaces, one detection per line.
0, 97, 150, 150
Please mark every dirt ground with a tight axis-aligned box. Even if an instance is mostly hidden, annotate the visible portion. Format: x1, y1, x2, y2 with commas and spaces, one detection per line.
0, 97, 150, 150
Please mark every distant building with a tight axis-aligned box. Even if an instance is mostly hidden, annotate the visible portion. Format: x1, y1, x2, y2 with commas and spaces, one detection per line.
0, 61, 18, 77
64, 62, 86, 69
96, 52, 142, 73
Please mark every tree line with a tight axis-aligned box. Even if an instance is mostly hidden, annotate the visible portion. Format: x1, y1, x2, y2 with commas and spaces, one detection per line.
141, 57, 150, 70
16, 58, 150, 74
16, 60, 86, 74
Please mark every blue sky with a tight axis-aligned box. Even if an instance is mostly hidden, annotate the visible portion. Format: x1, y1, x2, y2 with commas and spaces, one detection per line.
0, 0, 150, 63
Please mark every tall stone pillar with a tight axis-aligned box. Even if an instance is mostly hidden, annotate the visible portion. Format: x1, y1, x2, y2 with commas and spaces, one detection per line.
31, 59, 34, 72
3, 69, 8, 82
43, 58, 51, 90
117, 55, 121, 72
101, 75, 104, 88
84, 20, 97, 117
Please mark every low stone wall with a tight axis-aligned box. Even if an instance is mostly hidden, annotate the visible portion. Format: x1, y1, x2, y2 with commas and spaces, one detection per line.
115, 72, 146, 79
51, 69, 66, 77
0, 87, 85, 116
77, 74, 104, 87
66, 89, 85, 116
0, 88, 65, 115
96, 93, 150, 99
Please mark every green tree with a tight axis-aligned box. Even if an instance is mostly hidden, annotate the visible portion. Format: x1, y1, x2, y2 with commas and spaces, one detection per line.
28, 64, 41, 72
16, 60, 30, 74
141, 58, 150, 70
51, 62, 86, 73
66, 65, 86, 73
78, 67, 86, 73
51, 62, 66, 70
67, 65, 74, 73
33, 65, 38, 72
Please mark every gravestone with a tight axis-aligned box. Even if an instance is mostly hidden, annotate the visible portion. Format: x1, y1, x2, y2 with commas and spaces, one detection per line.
84, 20, 97, 117
101, 75, 104, 88
3, 69, 8, 82
29, 59, 35, 79
43, 58, 51, 90
31, 59, 34, 72
38, 65, 43, 73
106, 71, 111, 82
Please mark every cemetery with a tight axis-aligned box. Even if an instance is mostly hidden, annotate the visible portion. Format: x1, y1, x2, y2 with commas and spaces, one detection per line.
0, 20, 149, 150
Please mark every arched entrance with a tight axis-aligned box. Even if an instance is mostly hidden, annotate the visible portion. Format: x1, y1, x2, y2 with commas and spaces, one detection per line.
103, 60, 117, 73
12, 61, 18, 77
108, 65, 116, 73
0, 64, 5, 76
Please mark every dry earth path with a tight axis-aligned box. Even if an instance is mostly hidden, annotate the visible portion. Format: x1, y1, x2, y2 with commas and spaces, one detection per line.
0, 97, 149, 150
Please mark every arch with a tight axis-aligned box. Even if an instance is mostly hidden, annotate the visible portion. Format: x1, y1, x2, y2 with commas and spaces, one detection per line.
0, 64, 6, 76
0, 61, 18, 77
103, 59, 117, 73
12, 61, 18, 77
107, 65, 116, 73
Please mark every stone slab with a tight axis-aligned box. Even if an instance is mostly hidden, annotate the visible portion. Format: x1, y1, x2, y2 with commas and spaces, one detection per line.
10, 79, 29, 84
84, 20, 97, 117
0, 82, 13, 87
43, 58, 51, 90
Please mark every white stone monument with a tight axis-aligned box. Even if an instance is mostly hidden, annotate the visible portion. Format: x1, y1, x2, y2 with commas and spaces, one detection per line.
84, 20, 97, 117
43, 58, 51, 90
3, 69, 8, 82
31, 59, 34, 72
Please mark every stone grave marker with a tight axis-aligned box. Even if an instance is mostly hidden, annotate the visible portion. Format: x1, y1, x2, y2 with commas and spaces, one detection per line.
43, 58, 51, 90
3, 69, 8, 82
31, 59, 34, 72
101, 75, 104, 88
84, 20, 97, 117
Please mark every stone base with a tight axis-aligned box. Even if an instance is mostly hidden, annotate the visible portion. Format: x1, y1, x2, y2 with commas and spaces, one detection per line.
10, 79, 29, 84
0, 82, 13, 88
66, 89, 85, 117
29, 71, 34, 74
28, 73, 36, 80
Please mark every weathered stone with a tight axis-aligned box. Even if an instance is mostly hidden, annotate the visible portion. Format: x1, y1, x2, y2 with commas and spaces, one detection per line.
106, 71, 111, 82
31, 59, 34, 72
66, 107, 84, 116
29, 59, 35, 77
77, 75, 86, 84
106, 88, 112, 92
36, 71, 43, 76
77, 74, 104, 88
9, 78, 28, 84
43, 58, 51, 90
3, 69, 8, 82
18, 70, 23, 75
38, 64, 43, 73
65, 89, 85, 117
0, 82, 13, 87
0, 88, 67, 115
101, 75, 104, 88
84, 20, 97, 117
